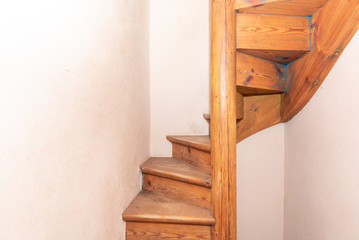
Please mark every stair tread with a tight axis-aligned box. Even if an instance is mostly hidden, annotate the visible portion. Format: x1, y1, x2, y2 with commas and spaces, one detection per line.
166, 135, 211, 152
141, 157, 211, 188
122, 191, 215, 225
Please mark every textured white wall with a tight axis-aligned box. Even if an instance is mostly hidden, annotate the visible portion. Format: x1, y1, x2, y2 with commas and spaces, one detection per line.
237, 124, 285, 240
150, 0, 210, 157
0, 1, 149, 239
284, 32, 359, 240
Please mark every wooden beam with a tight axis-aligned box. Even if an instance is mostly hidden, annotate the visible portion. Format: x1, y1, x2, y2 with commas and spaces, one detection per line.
237, 94, 282, 142
237, 0, 328, 16
237, 13, 311, 52
236, 52, 286, 93
210, 0, 237, 239
282, 0, 359, 121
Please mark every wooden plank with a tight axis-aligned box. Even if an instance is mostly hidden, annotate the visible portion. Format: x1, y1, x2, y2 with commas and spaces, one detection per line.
237, 0, 328, 16
126, 222, 211, 240
143, 174, 211, 209
236, 52, 286, 93
237, 86, 283, 95
167, 135, 210, 152
172, 143, 211, 174
122, 191, 215, 225
282, 0, 359, 121
235, 0, 280, 10
237, 90, 244, 120
238, 49, 308, 64
210, 0, 237, 239
237, 94, 282, 142
237, 13, 311, 51
141, 157, 211, 188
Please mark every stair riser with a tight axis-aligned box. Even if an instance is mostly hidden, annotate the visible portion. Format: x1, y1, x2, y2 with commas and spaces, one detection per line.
172, 143, 211, 174
236, 52, 286, 93
126, 222, 211, 240
143, 174, 211, 210
236, 13, 311, 63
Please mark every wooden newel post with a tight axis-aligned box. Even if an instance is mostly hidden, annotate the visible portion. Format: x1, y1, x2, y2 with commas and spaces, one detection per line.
210, 0, 237, 239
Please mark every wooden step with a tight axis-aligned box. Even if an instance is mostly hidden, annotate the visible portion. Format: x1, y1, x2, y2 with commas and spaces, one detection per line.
143, 174, 211, 209
238, 49, 307, 64
172, 143, 211, 174
122, 191, 215, 225
141, 157, 211, 187
236, 52, 286, 94
236, 0, 328, 16
167, 135, 210, 152
237, 94, 282, 142
126, 222, 211, 240
236, 13, 311, 63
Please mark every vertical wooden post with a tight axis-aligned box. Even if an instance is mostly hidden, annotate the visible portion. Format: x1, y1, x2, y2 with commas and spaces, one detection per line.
210, 0, 237, 239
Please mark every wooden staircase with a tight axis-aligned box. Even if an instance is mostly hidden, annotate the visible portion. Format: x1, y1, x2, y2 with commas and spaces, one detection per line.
123, 0, 359, 239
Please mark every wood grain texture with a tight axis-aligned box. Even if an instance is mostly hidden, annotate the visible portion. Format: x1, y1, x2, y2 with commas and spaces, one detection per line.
126, 222, 211, 240
172, 143, 211, 174
237, 86, 283, 95
237, 13, 311, 51
282, 0, 359, 121
141, 157, 211, 187
239, 49, 308, 63
122, 191, 215, 225
237, 90, 244, 120
237, 0, 328, 16
167, 135, 210, 152
235, 0, 280, 10
210, 0, 237, 239
143, 174, 211, 209
237, 94, 282, 142
236, 52, 286, 92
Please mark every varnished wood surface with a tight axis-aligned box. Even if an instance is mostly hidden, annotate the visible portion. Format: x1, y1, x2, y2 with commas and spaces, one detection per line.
167, 135, 211, 152
143, 174, 211, 209
282, 0, 359, 121
237, 13, 311, 51
238, 49, 308, 64
237, 0, 328, 16
237, 86, 283, 95
141, 157, 211, 188
237, 94, 282, 142
126, 222, 211, 240
172, 143, 211, 174
122, 191, 215, 225
210, 0, 237, 239
235, 0, 280, 10
236, 52, 286, 92
236, 90, 244, 120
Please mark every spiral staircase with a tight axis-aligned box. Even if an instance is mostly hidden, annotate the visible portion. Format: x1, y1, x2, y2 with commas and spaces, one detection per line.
122, 0, 359, 239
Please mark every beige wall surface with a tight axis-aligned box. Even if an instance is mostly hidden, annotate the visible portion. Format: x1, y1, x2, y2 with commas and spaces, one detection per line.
284, 32, 359, 240
150, 0, 210, 157
237, 124, 284, 240
0, 1, 149, 240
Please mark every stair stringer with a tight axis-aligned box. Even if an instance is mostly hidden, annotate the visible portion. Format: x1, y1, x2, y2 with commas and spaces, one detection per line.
282, 0, 359, 122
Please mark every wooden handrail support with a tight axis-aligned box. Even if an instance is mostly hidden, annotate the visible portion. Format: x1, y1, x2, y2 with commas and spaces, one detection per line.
210, 0, 237, 239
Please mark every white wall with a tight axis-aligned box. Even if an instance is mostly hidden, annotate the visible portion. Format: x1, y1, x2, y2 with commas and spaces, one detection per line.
0, 1, 149, 239
150, 0, 210, 157
237, 124, 285, 240
284, 32, 359, 240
